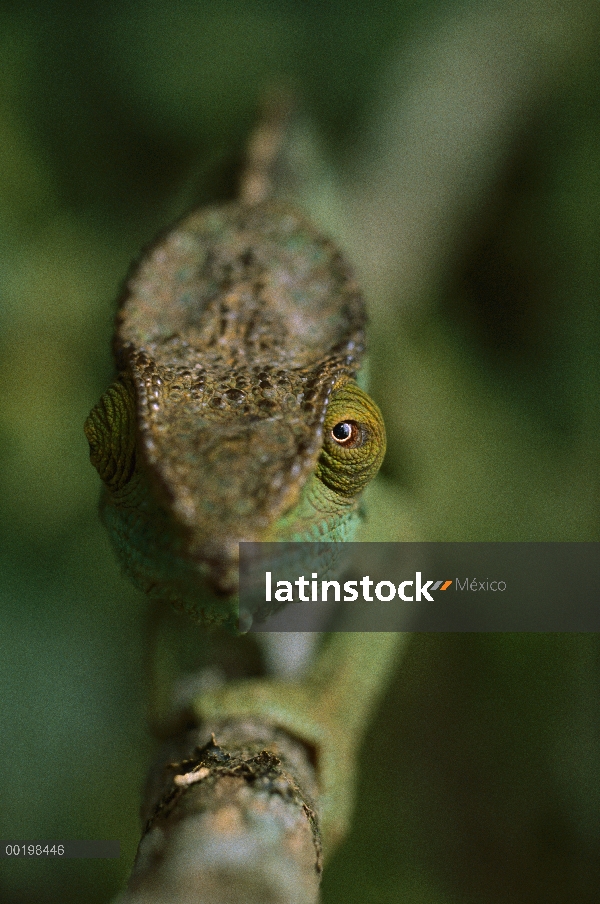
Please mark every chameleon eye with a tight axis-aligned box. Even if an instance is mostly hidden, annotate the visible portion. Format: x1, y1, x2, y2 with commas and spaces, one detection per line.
317, 381, 386, 496
84, 376, 137, 491
331, 421, 362, 447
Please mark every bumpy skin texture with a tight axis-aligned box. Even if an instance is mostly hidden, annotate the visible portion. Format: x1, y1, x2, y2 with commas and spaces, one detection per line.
85, 201, 385, 627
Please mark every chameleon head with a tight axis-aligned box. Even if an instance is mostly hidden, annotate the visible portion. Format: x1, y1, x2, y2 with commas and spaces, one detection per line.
85, 203, 385, 627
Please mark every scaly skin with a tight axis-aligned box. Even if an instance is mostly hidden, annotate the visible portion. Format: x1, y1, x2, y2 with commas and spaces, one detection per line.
85, 113, 398, 856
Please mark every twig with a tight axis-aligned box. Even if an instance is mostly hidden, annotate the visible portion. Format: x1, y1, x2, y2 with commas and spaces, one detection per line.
114, 720, 321, 904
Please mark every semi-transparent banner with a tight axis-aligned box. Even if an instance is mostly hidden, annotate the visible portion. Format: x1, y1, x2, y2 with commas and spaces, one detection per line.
238, 542, 600, 632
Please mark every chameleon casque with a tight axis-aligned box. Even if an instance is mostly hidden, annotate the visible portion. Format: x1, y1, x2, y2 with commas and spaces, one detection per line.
84, 117, 386, 631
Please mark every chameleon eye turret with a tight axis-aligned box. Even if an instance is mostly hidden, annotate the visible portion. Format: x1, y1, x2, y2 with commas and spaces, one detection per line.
84, 376, 136, 492
317, 380, 386, 497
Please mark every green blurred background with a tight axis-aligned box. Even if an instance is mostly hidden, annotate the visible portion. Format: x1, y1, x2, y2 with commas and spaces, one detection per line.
1, 1, 600, 901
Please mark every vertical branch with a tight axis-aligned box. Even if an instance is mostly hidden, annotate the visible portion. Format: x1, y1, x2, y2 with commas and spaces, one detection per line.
114, 720, 321, 904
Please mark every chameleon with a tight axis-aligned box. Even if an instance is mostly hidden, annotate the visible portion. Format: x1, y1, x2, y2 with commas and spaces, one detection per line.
84, 107, 386, 631
84, 104, 399, 860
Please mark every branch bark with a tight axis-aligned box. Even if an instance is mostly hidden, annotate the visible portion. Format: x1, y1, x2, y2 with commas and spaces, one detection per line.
114, 719, 321, 904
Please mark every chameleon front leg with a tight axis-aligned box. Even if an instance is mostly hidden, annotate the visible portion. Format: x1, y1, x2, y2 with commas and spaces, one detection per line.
193, 630, 405, 857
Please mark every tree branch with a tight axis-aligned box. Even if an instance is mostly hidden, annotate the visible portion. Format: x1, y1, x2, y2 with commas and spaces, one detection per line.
114, 719, 321, 904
